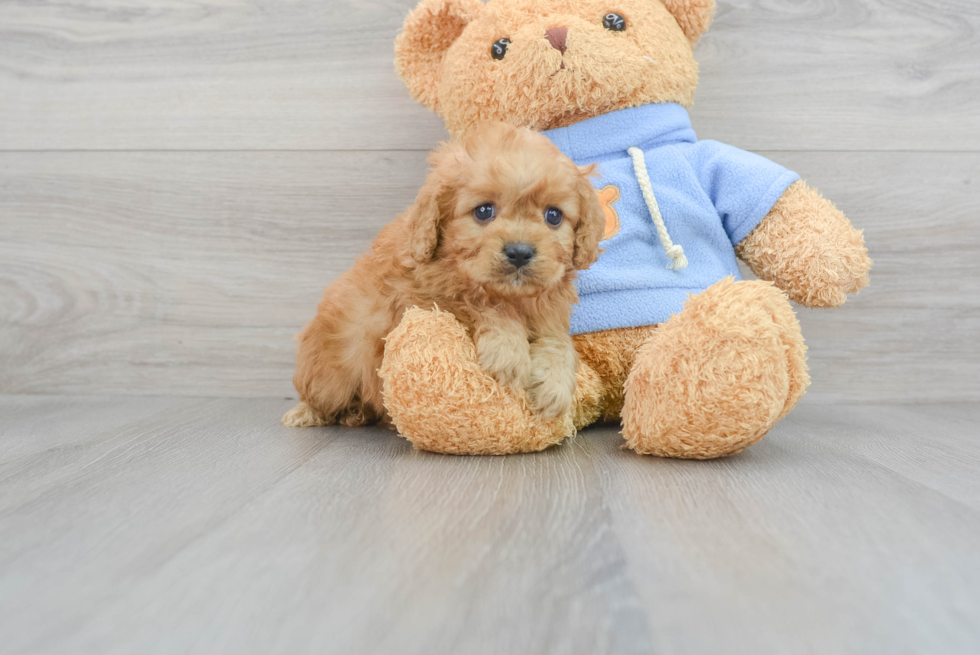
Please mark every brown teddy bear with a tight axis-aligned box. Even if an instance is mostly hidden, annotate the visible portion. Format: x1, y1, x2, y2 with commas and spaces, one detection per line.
378, 0, 872, 458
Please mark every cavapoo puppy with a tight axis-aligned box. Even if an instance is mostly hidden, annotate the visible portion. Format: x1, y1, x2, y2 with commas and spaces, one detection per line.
283, 122, 605, 429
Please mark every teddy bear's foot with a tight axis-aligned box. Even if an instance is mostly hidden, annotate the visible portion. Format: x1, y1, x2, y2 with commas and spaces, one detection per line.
621, 277, 810, 459
378, 307, 575, 455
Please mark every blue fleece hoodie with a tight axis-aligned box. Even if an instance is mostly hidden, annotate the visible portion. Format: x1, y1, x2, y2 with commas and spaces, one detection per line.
542, 103, 799, 335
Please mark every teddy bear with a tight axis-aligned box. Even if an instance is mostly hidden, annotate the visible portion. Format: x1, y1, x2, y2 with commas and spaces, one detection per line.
377, 0, 872, 458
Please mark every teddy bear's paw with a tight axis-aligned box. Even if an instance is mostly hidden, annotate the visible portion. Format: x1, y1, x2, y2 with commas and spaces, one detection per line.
379, 307, 573, 455
281, 402, 334, 428
739, 181, 872, 309
621, 277, 809, 459
527, 337, 577, 420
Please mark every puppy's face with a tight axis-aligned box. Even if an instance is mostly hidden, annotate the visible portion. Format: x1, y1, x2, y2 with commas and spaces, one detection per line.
408, 122, 605, 298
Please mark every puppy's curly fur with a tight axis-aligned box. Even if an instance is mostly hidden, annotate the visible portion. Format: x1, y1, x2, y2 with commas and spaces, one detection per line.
283, 122, 606, 428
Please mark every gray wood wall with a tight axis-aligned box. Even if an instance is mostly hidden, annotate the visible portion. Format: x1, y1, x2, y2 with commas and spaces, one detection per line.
2, 0, 978, 402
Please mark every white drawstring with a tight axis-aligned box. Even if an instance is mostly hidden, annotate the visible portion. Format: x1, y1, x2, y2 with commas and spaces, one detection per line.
627, 146, 688, 271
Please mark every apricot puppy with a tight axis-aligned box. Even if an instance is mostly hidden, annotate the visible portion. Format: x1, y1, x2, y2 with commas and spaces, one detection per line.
283, 122, 605, 428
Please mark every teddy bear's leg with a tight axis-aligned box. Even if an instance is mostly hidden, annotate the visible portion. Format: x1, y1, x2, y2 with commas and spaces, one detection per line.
621, 277, 809, 459
572, 325, 660, 424
378, 307, 576, 455
571, 358, 604, 431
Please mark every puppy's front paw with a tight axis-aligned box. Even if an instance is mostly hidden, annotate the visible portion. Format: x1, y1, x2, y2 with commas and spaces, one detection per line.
528, 338, 577, 420
476, 328, 532, 388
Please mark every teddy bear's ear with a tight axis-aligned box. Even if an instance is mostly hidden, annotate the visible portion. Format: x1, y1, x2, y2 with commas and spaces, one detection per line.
660, 0, 716, 44
395, 0, 483, 113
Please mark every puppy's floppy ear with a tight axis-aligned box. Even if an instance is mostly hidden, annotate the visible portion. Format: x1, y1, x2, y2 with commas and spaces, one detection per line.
395, 0, 482, 113
407, 186, 442, 264
572, 165, 606, 271
407, 143, 461, 264
660, 0, 716, 43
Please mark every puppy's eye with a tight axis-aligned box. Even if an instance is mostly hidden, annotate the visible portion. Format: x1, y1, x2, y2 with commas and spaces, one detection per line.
474, 203, 496, 222
544, 207, 563, 227
491, 38, 511, 60
603, 13, 626, 31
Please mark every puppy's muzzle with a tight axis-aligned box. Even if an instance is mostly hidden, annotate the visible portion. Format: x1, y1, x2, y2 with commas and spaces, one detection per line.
503, 242, 536, 270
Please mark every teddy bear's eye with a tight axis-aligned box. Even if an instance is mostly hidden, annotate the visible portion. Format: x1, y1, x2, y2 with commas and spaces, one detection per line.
474, 203, 496, 222
491, 38, 511, 60
603, 13, 626, 31
544, 207, 563, 227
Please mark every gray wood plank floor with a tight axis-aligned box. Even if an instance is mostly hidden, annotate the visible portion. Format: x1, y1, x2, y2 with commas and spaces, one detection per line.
2, 0, 979, 402
1, 395, 978, 655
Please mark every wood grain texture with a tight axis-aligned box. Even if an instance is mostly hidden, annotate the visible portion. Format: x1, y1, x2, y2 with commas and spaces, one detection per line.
0, 396, 978, 654
2, 2, 977, 652
1, 0, 979, 151
2, 150, 978, 401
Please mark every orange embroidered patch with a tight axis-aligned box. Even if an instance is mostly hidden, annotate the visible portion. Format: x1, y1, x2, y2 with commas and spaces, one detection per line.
596, 185, 621, 240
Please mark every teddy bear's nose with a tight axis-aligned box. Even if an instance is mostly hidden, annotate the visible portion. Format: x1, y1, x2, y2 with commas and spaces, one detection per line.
545, 27, 568, 54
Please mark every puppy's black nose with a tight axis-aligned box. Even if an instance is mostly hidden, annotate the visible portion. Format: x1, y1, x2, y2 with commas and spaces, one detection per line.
504, 242, 536, 269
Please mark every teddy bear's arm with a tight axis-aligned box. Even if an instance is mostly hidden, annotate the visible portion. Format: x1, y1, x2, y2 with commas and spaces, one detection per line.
735, 180, 872, 308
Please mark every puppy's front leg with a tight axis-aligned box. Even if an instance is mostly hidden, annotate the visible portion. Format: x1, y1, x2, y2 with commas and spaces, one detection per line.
528, 330, 577, 420
474, 318, 532, 390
